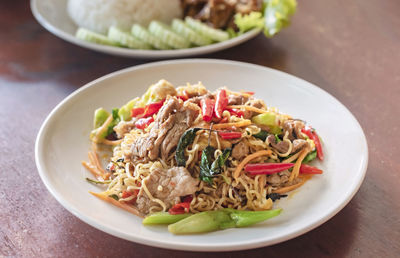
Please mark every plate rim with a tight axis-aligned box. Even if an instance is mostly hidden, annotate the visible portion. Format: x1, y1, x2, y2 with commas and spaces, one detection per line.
30, 0, 261, 58
35, 59, 368, 251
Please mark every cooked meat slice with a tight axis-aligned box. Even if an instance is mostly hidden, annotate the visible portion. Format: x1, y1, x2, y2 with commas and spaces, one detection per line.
130, 97, 198, 161
113, 119, 137, 139
187, 92, 214, 105
231, 140, 250, 160
283, 120, 306, 141
267, 135, 290, 154
136, 166, 199, 214
267, 170, 291, 186
197, 0, 236, 29
291, 139, 309, 154
182, 0, 208, 17
228, 94, 249, 105
161, 102, 198, 159
236, 0, 263, 14
249, 99, 265, 109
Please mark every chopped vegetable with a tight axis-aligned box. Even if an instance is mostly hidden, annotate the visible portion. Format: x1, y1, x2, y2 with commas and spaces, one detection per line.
253, 130, 269, 141
142, 99, 165, 117
143, 212, 192, 225
118, 97, 139, 121
302, 150, 317, 163
218, 131, 242, 139
214, 89, 228, 119
235, 12, 264, 33
200, 144, 231, 184
245, 163, 295, 174
301, 128, 324, 160
300, 164, 323, 174
263, 0, 298, 38
233, 150, 272, 178
252, 112, 282, 134
175, 128, 201, 166
93, 108, 110, 129
135, 116, 154, 129
200, 98, 215, 122
91, 108, 120, 140
85, 178, 111, 185
167, 208, 281, 234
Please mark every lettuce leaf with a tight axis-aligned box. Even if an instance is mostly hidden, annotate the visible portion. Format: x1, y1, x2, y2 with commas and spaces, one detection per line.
263, 0, 297, 38
234, 12, 264, 34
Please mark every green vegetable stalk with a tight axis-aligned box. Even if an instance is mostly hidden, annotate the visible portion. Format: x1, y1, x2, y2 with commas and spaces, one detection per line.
168, 208, 282, 234
142, 212, 192, 225
252, 113, 282, 134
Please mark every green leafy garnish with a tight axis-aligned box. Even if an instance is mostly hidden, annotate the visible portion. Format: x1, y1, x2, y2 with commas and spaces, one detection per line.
234, 12, 264, 34
253, 130, 269, 141
200, 146, 231, 184
302, 149, 317, 163
109, 194, 119, 201
175, 128, 201, 166
263, 0, 297, 37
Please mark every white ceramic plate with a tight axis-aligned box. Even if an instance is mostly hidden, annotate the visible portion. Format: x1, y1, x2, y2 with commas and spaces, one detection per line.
35, 59, 368, 251
31, 0, 261, 59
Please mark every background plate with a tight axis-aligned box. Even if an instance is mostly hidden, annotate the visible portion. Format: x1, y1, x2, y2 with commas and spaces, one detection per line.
31, 0, 261, 59
35, 59, 368, 251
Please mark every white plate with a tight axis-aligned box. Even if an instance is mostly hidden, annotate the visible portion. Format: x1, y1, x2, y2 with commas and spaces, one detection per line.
35, 59, 368, 251
30, 0, 261, 59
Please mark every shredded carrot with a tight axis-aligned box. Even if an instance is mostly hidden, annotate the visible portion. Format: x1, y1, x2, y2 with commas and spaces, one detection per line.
233, 150, 272, 179
289, 147, 310, 182
90, 191, 143, 218
102, 139, 123, 146
273, 175, 312, 194
212, 119, 251, 130
226, 105, 269, 114
81, 161, 102, 178
93, 114, 113, 143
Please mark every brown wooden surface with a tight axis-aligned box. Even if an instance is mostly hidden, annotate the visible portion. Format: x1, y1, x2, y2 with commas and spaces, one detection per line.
1, 0, 400, 257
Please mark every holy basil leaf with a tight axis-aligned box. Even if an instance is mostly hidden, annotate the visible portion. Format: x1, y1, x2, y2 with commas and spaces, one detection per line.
175, 128, 201, 166
200, 147, 231, 184
253, 130, 269, 141
211, 148, 231, 174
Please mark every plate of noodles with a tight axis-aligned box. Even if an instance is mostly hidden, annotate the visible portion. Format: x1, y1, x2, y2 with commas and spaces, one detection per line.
31, 0, 297, 58
35, 59, 368, 251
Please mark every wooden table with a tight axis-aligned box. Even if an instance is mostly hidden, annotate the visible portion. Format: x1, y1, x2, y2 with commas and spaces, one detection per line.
1, 0, 399, 257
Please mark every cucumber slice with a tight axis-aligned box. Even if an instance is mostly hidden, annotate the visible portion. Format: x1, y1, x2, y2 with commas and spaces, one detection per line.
108, 26, 151, 49
131, 24, 170, 50
76, 28, 118, 46
185, 17, 229, 42
171, 19, 212, 46
148, 21, 190, 49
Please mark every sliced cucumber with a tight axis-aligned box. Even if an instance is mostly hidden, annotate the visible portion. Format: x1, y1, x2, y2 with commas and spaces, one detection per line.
185, 17, 229, 42
148, 21, 190, 49
171, 19, 212, 46
108, 26, 151, 49
131, 24, 170, 50
76, 28, 118, 46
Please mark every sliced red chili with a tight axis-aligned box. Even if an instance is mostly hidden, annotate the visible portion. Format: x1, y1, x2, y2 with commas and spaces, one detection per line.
135, 116, 154, 129
218, 131, 242, 139
302, 128, 324, 161
131, 107, 145, 118
121, 190, 137, 205
214, 89, 228, 119
142, 99, 165, 117
227, 108, 244, 118
200, 98, 214, 122
219, 117, 229, 124
299, 164, 323, 174
245, 163, 295, 175
168, 202, 190, 215
182, 195, 193, 203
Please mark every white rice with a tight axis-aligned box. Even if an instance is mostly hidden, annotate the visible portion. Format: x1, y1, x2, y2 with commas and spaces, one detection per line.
67, 0, 183, 34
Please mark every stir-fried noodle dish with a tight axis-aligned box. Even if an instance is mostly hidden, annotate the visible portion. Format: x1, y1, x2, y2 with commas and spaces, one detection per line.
83, 79, 324, 234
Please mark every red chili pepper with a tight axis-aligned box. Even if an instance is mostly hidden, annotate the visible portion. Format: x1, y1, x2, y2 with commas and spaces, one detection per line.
121, 190, 138, 205
245, 163, 295, 175
214, 89, 228, 119
168, 202, 190, 215
227, 108, 245, 118
142, 99, 165, 117
219, 117, 229, 124
301, 128, 324, 160
200, 98, 215, 122
135, 116, 154, 129
177, 95, 188, 101
218, 131, 242, 139
300, 164, 323, 174
131, 107, 145, 118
